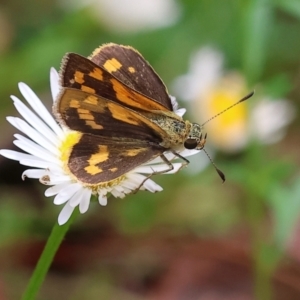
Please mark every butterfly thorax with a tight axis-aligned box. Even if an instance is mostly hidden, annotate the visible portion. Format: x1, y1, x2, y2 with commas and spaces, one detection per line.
147, 112, 202, 149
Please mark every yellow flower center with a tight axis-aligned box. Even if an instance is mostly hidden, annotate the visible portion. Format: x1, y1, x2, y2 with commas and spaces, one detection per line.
195, 72, 249, 152
205, 88, 248, 151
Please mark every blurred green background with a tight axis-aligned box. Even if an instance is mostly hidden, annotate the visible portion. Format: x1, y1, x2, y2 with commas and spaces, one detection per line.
0, 0, 300, 299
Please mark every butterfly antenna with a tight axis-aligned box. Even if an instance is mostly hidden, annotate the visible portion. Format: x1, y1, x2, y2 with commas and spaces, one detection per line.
200, 91, 254, 182
202, 91, 254, 126
203, 146, 225, 183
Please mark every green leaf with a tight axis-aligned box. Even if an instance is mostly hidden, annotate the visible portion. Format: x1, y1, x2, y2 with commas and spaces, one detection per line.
242, 0, 274, 83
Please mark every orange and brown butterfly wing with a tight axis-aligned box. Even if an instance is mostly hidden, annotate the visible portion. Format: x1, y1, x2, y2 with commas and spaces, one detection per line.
89, 43, 173, 111
68, 134, 165, 185
60, 51, 171, 113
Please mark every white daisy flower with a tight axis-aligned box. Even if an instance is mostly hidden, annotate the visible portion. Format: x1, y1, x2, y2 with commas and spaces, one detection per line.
0, 68, 198, 225
172, 46, 295, 153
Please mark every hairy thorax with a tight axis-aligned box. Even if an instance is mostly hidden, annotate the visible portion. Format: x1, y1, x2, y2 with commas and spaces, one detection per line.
150, 113, 192, 149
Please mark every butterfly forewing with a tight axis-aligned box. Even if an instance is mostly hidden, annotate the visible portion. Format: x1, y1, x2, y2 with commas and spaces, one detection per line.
90, 43, 173, 111
61, 52, 170, 113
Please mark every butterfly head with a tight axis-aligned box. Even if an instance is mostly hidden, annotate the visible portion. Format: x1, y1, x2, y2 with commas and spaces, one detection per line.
184, 123, 206, 150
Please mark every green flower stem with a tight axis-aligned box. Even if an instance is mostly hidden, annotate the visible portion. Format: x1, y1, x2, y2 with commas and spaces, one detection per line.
247, 195, 273, 300
22, 209, 79, 300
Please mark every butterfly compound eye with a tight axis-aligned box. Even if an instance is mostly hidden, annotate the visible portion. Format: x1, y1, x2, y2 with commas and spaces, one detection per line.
184, 138, 198, 149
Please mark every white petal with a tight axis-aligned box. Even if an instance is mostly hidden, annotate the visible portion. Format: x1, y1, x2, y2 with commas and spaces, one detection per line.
6, 116, 18, 128
114, 184, 131, 194
125, 173, 163, 193
53, 183, 82, 204
133, 165, 157, 174
45, 183, 71, 197
144, 154, 173, 165
14, 138, 60, 164
18, 82, 64, 138
58, 202, 75, 225
69, 188, 87, 207
121, 179, 139, 190
54, 194, 71, 205
179, 149, 201, 157
79, 193, 91, 213
143, 178, 163, 192
170, 95, 179, 111
143, 152, 184, 166
19, 158, 55, 168
11, 96, 59, 146
111, 188, 125, 198
164, 162, 182, 174
50, 68, 60, 101
0, 149, 38, 161
7, 117, 59, 155
22, 169, 47, 179
98, 194, 107, 206
175, 108, 186, 117
41, 174, 72, 185
126, 173, 146, 185
122, 186, 132, 194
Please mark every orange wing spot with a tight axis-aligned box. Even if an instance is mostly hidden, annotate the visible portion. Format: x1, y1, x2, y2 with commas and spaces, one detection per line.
124, 148, 145, 157
70, 99, 80, 108
103, 58, 122, 73
77, 108, 90, 114
85, 166, 103, 175
89, 68, 103, 80
79, 113, 94, 120
74, 71, 85, 84
84, 145, 109, 175
84, 95, 98, 105
109, 167, 118, 172
107, 102, 139, 125
85, 120, 104, 129
110, 78, 168, 111
81, 85, 96, 94
128, 66, 136, 73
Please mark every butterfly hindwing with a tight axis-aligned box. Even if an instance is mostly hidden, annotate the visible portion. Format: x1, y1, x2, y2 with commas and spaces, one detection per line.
61, 52, 170, 112
89, 43, 173, 111
68, 134, 165, 184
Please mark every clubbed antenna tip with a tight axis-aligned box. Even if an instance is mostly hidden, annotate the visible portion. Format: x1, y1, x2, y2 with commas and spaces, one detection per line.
216, 168, 226, 183
203, 148, 226, 183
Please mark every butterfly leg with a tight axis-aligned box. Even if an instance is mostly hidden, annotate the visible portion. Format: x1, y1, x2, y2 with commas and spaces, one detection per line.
169, 150, 190, 171
133, 151, 190, 193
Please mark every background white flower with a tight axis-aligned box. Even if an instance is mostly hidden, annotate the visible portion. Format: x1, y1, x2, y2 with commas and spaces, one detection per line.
172, 46, 295, 153
250, 98, 296, 144
59, 0, 181, 33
